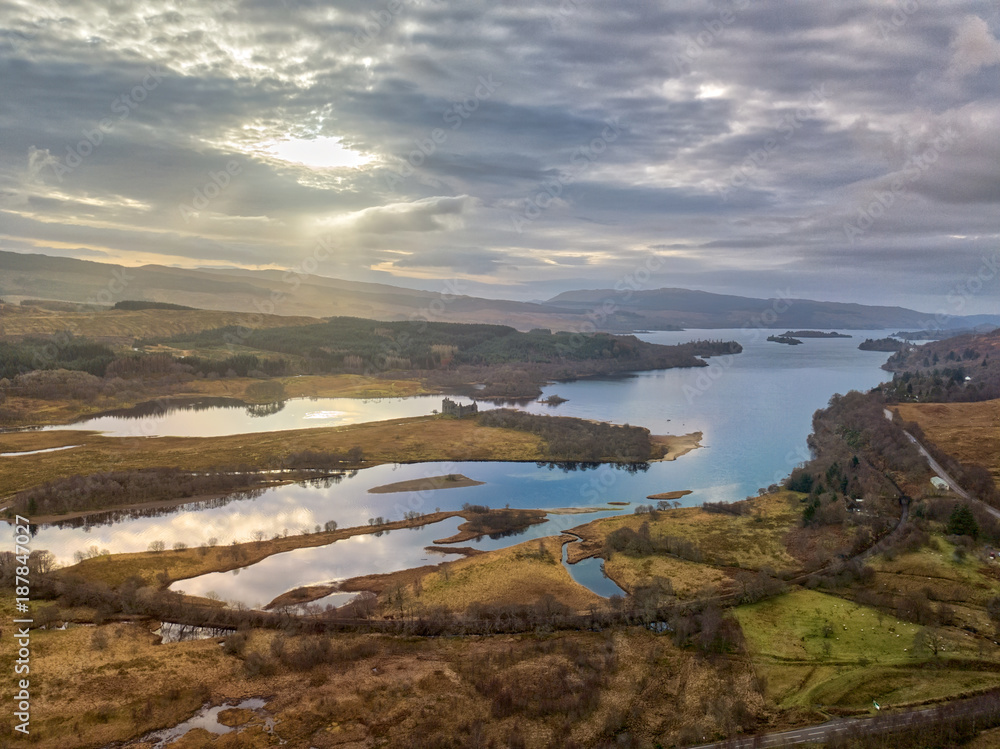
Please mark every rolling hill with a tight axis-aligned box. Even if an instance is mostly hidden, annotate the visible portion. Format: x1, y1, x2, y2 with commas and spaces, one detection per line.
3, 250, 998, 332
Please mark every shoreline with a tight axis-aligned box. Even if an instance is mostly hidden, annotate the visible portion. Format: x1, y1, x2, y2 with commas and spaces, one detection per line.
650, 431, 703, 461
10, 481, 294, 526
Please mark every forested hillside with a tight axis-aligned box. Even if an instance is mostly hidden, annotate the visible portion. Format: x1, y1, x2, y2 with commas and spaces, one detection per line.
880, 328, 1000, 403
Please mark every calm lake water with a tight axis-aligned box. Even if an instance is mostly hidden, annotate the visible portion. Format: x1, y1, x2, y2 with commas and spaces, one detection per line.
20, 329, 894, 602
48, 394, 475, 438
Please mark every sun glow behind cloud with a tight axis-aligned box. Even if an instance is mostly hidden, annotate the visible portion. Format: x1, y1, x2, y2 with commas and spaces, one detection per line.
2, 0, 998, 309
264, 137, 373, 169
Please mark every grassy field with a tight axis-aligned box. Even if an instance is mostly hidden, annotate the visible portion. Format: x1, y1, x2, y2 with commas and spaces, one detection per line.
866, 534, 1000, 632
737, 589, 923, 665
366, 535, 604, 615
969, 726, 1000, 748
0, 304, 320, 342
0, 415, 545, 498
895, 399, 1000, 482
569, 491, 802, 571
603, 553, 729, 598
205, 373, 431, 400
0, 373, 432, 426
0, 621, 236, 748
735, 588, 1000, 710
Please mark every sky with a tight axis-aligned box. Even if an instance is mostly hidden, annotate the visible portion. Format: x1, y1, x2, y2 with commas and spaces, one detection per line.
0, 0, 998, 312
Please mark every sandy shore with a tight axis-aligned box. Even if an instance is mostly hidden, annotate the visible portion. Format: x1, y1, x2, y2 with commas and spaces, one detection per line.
650, 431, 703, 461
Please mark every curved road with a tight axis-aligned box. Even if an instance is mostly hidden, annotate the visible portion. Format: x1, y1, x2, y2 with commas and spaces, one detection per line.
687, 414, 1000, 748
885, 408, 1000, 521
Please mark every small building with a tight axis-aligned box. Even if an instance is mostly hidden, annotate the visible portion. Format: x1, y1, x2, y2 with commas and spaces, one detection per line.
930, 477, 949, 492
442, 398, 478, 417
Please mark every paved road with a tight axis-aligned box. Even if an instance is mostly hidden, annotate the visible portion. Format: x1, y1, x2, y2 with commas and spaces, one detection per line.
690, 714, 869, 747
690, 693, 1000, 748
884, 408, 1000, 521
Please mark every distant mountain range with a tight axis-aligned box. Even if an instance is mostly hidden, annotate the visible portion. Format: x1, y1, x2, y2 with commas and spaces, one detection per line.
545, 287, 1000, 331
2, 250, 998, 333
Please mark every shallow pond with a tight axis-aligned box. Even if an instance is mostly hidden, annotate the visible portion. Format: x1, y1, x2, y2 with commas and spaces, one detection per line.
137, 697, 270, 748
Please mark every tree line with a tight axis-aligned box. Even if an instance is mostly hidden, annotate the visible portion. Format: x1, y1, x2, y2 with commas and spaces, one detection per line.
7, 449, 364, 517
477, 408, 654, 462
785, 390, 928, 528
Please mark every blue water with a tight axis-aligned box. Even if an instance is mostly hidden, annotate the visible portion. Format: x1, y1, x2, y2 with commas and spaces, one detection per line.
562, 537, 627, 598
21, 329, 892, 601
173, 518, 469, 608
45, 394, 474, 438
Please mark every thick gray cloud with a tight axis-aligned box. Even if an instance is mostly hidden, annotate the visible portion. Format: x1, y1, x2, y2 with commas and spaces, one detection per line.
0, 0, 998, 312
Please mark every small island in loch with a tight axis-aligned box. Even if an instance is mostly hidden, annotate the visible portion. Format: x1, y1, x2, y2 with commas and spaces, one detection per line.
766, 335, 803, 345
367, 474, 486, 494
539, 394, 568, 406
780, 330, 852, 338
859, 337, 907, 352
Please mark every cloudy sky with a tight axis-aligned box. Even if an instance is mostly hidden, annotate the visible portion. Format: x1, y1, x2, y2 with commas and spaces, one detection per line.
1, 0, 998, 311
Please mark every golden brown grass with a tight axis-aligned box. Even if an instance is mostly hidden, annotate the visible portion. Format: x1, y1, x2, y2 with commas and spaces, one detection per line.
0, 305, 320, 342
895, 400, 1000, 481
568, 491, 801, 571
0, 623, 778, 749
968, 726, 1000, 748
366, 536, 604, 615
189, 373, 432, 402
0, 374, 431, 426
603, 554, 729, 598
0, 622, 235, 748
0, 415, 544, 497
